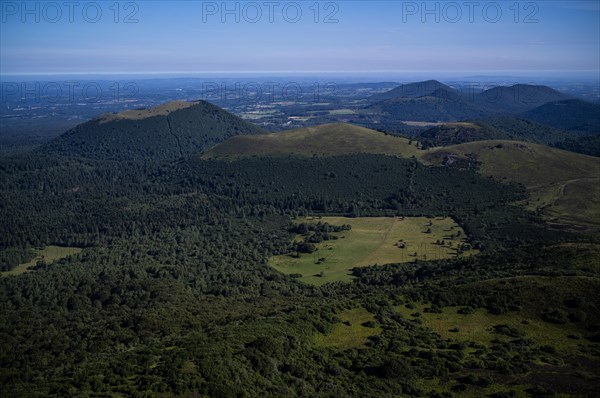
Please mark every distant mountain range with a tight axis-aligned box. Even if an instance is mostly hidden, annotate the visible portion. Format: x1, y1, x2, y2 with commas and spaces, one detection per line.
39, 100, 265, 161
475, 84, 570, 112
370, 80, 453, 102
37, 80, 599, 164
366, 80, 574, 122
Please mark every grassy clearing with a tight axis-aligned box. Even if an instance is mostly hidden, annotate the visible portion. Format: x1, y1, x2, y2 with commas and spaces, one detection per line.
403, 121, 480, 128
313, 307, 381, 349
270, 216, 477, 285
2, 246, 82, 276
396, 302, 587, 355
240, 110, 280, 120
404, 278, 600, 398
99, 101, 195, 123
328, 109, 356, 115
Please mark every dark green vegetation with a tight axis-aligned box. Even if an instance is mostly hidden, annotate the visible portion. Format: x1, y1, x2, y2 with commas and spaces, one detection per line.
1, 97, 599, 397
475, 84, 569, 113
522, 100, 600, 134
0, 247, 36, 272
418, 122, 509, 148
365, 88, 491, 122
207, 122, 599, 231
553, 135, 600, 157
418, 118, 582, 149
39, 100, 265, 161
417, 117, 600, 158
423, 140, 600, 231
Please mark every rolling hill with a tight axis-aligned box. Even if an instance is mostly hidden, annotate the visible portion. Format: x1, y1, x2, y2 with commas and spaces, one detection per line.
474, 117, 581, 145
204, 119, 598, 230
476, 84, 569, 113
422, 141, 600, 230
39, 100, 265, 161
419, 117, 580, 144
3, 89, 600, 397
202, 123, 421, 159
365, 88, 491, 122
370, 79, 453, 102
418, 122, 510, 148
522, 99, 600, 134
418, 117, 595, 157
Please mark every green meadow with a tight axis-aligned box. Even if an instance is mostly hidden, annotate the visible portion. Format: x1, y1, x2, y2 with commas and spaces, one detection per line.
396, 302, 586, 356
2, 246, 82, 277
270, 216, 478, 285
313, 307, 381, 349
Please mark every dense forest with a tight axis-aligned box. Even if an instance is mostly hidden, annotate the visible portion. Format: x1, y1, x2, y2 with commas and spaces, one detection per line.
1, 92, 599, 397
1, 147, 598, 397
415, 118, 599, 157
39, 101, 265, 162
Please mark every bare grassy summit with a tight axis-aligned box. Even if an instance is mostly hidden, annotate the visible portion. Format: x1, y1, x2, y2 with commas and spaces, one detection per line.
202, 123, 421, 159
99, 101, 197, 123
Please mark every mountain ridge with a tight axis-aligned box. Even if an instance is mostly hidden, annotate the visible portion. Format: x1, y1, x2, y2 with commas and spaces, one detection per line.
38, 100, 265, 162
370, 79, 453, 102
366, 82, 571, 122
202, 123, 420, 160
476, 84, 570, 112
522, 99, 600, 133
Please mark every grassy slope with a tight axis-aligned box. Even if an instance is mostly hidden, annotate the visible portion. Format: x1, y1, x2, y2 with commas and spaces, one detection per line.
270, 216, 477, 286
202, 123, 421, 160
204, 123, 598, 231
1, 246, 82, 276
313, 307, 381, 349
421, 141, 600, 229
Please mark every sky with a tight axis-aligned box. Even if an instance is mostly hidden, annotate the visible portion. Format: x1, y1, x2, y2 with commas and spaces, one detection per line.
1, 0, 599, 76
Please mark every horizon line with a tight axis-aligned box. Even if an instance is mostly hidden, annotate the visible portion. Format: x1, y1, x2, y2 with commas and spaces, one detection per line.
2, 69, 600, 77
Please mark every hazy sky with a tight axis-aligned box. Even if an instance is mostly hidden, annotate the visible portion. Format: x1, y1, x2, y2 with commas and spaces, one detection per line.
1, 0, 599, 75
